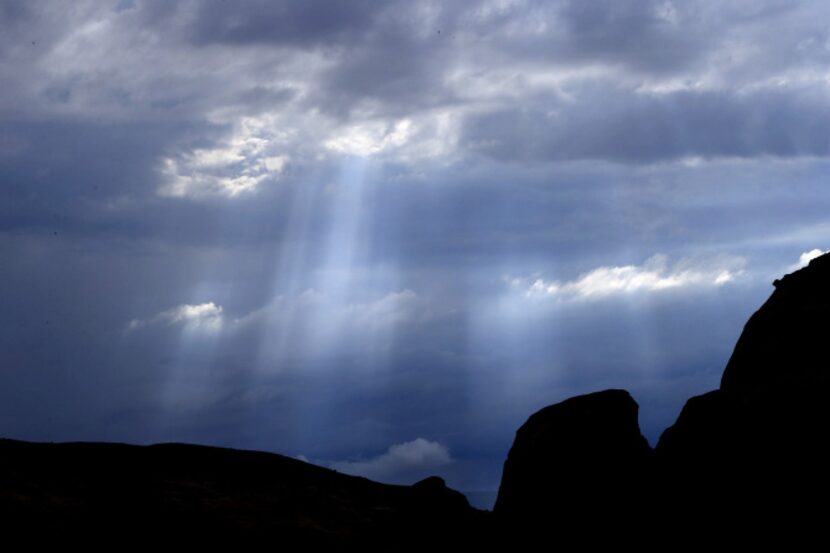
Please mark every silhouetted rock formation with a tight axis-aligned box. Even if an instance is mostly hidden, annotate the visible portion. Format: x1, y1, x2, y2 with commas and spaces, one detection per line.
494, 389, 652, 542
721, 252, 830, 398
0, 439, 489, 548
411, 475, 471, 512
493, 252, 830, 542
654, 252, 830, 534
658, 252, 830, 458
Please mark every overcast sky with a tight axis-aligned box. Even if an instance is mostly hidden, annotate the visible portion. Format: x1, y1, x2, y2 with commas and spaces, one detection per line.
2, 0, 829, 504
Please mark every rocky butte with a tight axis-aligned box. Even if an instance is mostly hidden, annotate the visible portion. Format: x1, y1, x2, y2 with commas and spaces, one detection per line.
495, 251, 830, 545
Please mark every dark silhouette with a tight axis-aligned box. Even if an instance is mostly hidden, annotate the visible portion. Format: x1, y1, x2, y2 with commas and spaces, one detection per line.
3, 252, 830, 546
0, 439, 490, 547
654, 251, 830, 540
493, 251, 830, 544
494, 389, 651, 540
494, 389, 657, 546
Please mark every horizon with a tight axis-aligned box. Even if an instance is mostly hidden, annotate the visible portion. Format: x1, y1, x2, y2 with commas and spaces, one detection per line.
2, 1, 829, 507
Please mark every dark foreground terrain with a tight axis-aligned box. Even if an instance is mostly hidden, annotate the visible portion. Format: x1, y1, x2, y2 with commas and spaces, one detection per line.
0, 438, 490, 547
4, 252, 830, 547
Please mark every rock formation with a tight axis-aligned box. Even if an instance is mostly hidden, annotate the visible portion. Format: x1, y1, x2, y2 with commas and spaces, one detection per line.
494, 390, 651, 513
660, 251, 830, 466
653, 252, 830, 534
494, 389, 653, 542
494, 251, 830, 541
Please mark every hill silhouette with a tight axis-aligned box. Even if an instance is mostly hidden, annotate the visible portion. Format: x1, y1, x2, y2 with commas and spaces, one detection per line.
0, 439, 489, 547
3, 252, 830, 546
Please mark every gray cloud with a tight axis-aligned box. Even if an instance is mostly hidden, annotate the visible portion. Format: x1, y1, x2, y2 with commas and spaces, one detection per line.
462, 86, 830, 162
184, 0, 388, 47
4, 1, 829, 161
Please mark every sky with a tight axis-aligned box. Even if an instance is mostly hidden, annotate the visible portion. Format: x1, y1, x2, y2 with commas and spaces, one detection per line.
2, 0, 830, 506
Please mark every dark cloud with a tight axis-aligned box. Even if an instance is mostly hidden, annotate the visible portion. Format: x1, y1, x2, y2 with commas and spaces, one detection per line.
185, 0, 388, 47
486, 0, 706, 73
462, 86, 830, 162
314, 31, 451, 119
